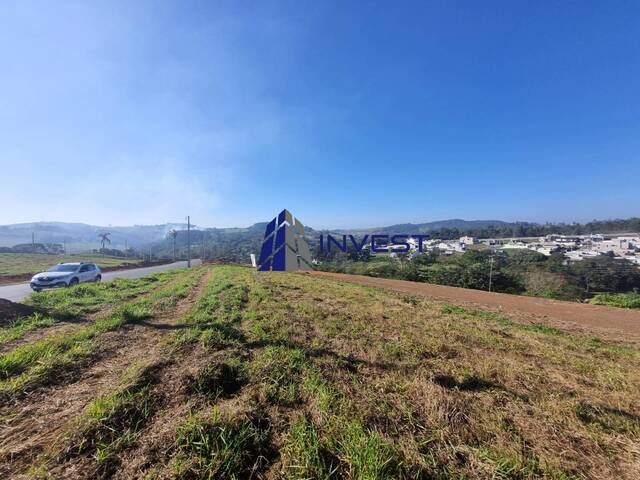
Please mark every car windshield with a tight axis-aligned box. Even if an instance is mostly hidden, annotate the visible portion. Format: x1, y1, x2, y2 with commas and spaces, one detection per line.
47, 264, 78, 272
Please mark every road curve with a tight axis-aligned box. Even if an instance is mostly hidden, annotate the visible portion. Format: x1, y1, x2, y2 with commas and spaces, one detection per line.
0, 260, 202, 303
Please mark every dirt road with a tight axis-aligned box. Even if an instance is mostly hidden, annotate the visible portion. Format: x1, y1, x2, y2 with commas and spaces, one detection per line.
309, 271, 640, 343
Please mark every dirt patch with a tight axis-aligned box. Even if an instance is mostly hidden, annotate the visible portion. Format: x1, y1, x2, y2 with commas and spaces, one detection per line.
0, 299, 42, 326
307, 271, 640, 345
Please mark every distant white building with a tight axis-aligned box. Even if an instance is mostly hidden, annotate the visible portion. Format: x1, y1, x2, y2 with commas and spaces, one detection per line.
459, 236, 477, 245
541, 234, 580, 244
592, 239, 636, 255
502, 242, 528, 250
530, 246, 555, 256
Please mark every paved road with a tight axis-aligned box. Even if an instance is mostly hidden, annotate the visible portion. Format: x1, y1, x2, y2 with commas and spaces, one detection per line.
0, 260, 202, 303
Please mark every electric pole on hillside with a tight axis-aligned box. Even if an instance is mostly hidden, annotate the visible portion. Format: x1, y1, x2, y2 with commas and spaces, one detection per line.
187, 216, 191, 268
488, 255, 494, 292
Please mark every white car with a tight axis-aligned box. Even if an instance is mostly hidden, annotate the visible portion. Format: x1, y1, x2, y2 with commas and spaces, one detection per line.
30, 262, 102, 291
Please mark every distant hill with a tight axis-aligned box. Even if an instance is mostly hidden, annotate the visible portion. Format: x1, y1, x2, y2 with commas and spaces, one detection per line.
342, 219, 509, 235
1, 218, 638, 261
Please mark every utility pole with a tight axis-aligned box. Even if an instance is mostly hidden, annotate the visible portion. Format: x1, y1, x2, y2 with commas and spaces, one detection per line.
187, 216, 191, 268
488, 256, 494, 292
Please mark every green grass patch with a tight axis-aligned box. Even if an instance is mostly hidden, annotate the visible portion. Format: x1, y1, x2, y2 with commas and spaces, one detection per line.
173, 408, 271, 479
281, 417, 334, 480
333, 420, 404, 480
0, 313, 57, 346
590, 292, 640, 309
170, 267, 249, 351
251, 345, 307, 404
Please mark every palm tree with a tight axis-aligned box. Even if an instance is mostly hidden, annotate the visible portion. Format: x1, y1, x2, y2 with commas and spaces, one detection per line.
168, 229, 178, 262
98, 232, 111, 251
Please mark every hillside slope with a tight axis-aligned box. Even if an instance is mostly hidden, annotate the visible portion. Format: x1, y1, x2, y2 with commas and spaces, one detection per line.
311, 271, 640, 344
0, 266, 638, 479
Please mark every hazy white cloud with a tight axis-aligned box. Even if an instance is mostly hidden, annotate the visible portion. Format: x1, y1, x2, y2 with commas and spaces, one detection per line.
0, 1, 298, 227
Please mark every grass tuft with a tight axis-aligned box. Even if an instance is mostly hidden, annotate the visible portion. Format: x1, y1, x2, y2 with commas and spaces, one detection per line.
281, 417, 334, 480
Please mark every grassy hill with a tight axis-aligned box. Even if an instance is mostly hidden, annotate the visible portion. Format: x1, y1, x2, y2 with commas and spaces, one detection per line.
0, 266, 638, 478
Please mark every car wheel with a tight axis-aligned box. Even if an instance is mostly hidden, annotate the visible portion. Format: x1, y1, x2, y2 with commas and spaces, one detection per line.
31, 287, 41, 292
69, 277, 79, 287
95, 275, 102, 283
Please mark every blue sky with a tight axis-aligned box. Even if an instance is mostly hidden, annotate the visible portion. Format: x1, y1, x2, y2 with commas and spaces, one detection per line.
1, 1, 638, 229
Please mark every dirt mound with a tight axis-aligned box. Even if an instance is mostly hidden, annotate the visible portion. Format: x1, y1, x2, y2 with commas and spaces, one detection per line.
0, 298, 41, 326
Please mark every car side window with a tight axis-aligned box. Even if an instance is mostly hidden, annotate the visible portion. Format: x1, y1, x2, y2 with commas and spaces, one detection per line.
79, 265, 89, 272
87, 265, 96, 271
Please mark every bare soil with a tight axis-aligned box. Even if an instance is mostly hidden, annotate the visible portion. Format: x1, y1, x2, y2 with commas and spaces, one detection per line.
0, 299, 42, 326
308, 271, 640, 344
